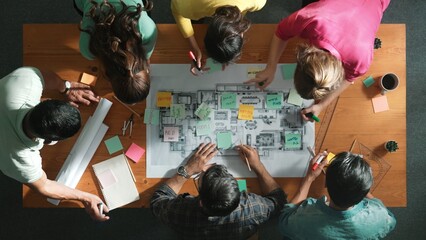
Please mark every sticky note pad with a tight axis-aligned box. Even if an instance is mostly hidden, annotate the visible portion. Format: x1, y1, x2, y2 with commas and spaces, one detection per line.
206, 58, 222, 73
97, 169, 117, 189
221, 93, 237, 109
80, 72, 97, 86
171, 104, 186, 119
157, 92, 172, 108
247, 66, 263, 79
196, 120, 212, 136
363, 76, 375, 88
372, 95, 389, 113
237, 179, 247, 192
217, 132, 232, 149
125, 143, 145, 163
144, 109, 160, 125
281, 63, 297, 80
104, 135, 123, 154
266, 94, 283, 109
164, 127, 179, 142
287, 88, 303, 106
285, 133, 302, 149
195, 102, 212, 120
238, 104, 254, 120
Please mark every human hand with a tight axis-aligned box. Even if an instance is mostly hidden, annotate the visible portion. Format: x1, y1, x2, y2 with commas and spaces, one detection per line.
300, 104, 323, 122
189, 49, 208, 76
65, 81, 100, 107
81, 193, 110, 222
305, 151, 328, 182
235, 144, 263, 172
244, 66, 277, 90
185, 143, 218, 176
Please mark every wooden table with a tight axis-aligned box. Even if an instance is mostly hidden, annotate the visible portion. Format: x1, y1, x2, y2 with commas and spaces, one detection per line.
22, 24, 406, 208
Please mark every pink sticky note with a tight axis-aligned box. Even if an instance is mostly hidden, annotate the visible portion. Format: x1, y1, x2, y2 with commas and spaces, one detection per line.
164, 127, 179, 142
97, 169, 117, 189
125, 143, 145, 163
372, 95, 389, 113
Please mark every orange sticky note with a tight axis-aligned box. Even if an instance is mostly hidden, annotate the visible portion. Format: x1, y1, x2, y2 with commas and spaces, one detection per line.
157, 92, 172, 107
80, 72, 97, 86
372, 95, 389, 113
326, 152, 336, 164
238, 104, 254, 120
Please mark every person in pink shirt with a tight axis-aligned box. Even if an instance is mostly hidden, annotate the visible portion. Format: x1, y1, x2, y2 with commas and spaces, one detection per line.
246, 0, 391, 120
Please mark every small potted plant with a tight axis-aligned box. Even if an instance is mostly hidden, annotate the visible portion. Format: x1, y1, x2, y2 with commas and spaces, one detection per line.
384, 140, 399, 152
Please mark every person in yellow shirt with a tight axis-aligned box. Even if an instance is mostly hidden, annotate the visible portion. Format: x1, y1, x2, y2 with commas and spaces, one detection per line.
171, 0, 267, 75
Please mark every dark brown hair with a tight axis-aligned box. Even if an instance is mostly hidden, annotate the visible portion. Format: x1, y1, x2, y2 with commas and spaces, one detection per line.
80, 0, 153, 104
204, 6, 251, 64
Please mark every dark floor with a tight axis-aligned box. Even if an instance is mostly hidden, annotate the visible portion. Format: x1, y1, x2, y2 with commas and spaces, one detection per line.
0, 1, 425, 239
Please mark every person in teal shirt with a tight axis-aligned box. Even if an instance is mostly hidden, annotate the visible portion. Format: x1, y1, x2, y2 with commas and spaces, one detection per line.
74, 0, 157, 104
279, 152, 396, 240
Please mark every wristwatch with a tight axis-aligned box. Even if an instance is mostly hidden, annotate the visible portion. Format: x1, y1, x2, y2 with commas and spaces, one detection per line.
177, 165, 190, 179
60, 80, 71, 94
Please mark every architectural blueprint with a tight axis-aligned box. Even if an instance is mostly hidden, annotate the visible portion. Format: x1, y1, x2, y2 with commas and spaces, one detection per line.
146, 64, 315, 178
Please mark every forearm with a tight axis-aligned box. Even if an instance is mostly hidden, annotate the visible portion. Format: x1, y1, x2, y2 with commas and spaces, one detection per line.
253, 164, 281, 195
290, 177, 314, 204
28, 178, 91, 202
188, 35, 201, 53
39, 69, 66, 92
265, 35, 288, 69
164, 174, 188, 194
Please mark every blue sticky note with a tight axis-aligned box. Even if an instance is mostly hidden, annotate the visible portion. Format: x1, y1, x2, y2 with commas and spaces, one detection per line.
217, 132, 233, 149
285, 133, 302, 149
196, 120, 212, 136
237, 179, 247, 192
281, 63, 297, 80
104, 135, 123, 154
206, 58, 222, 73
221, 93, 237, 109
144, 109, 160, 125
266, 94, 283, 109
363, 76, 375, 88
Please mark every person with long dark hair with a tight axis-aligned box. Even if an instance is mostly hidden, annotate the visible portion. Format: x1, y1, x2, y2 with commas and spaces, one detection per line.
75, 0, 157, 104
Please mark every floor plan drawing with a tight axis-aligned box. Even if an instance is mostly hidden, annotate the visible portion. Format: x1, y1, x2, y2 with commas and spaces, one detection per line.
146, 64, 315, 178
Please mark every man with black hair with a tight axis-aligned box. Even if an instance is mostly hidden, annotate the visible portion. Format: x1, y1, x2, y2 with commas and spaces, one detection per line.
150, 143, 286, 240
0, 67, 109, 221
279, 152, 396, 239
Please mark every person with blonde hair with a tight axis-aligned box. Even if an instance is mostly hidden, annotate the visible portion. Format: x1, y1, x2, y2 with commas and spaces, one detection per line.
74, 0, 157, 104
246, 0, 390, 120
171, 0, 266, 75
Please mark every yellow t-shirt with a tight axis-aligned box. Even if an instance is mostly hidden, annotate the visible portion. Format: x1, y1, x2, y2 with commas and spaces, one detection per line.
171, 0, 267, 38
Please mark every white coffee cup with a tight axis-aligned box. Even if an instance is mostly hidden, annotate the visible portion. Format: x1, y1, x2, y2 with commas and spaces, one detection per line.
380, 73, 399, 95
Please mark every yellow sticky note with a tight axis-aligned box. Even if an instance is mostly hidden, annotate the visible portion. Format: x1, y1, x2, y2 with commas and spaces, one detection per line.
238, 104, 254, 120
157, 92, 172, 108
326, 152, 336, 164
80, 72, 97, 86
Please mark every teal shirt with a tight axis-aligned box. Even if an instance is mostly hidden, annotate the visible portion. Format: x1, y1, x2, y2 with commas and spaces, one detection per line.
75, 0, 157, 60
279, 196, 396, 240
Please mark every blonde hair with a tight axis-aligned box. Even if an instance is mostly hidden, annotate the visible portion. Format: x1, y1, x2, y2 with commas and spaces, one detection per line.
294, 44, 345, 100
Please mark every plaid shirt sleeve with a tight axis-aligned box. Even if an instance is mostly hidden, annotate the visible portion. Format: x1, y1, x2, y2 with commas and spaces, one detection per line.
150, 182, 181, 224
242, 188, 287, 224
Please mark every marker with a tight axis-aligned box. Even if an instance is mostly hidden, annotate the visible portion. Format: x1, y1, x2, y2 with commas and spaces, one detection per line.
188, 51, 202, 72
304, 112, 320, 122
312, 152, 327, 171
98, 202, 104, 215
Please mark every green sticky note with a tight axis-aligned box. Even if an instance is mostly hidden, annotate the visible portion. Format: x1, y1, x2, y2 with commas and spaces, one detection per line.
144, 109, 160, 125
285, 133, 302, 149
221, 93, 237, 109
281, 63, 297, 80
206, 58, 222, 73
196, 120, 212, 136
287, 88, 303, 106
171, 104, 186, 119
266, 94, 283, 109
237, 179, 247, 192
217, 132, 232, 149
363, 76, 375, 88
195, 102, 212, 120
104, 135, 123, 154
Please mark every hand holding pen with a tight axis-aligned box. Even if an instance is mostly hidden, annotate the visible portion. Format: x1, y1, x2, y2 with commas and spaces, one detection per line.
189, 50, 209, 75
235, 144, 263, 172
306, 151, 328, 181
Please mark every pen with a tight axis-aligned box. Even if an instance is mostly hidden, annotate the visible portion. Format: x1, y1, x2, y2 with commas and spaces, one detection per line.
242, 152, 252, 172
189, 51, 203, 72
312, 151, 327, 171
98, 202, 103, 215
307, 146, 315, 157
304, 112, 320, 122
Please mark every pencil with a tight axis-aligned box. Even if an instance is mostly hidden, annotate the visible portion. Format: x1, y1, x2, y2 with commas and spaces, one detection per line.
243, 152, 252, 172
113, 95, 142, 118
